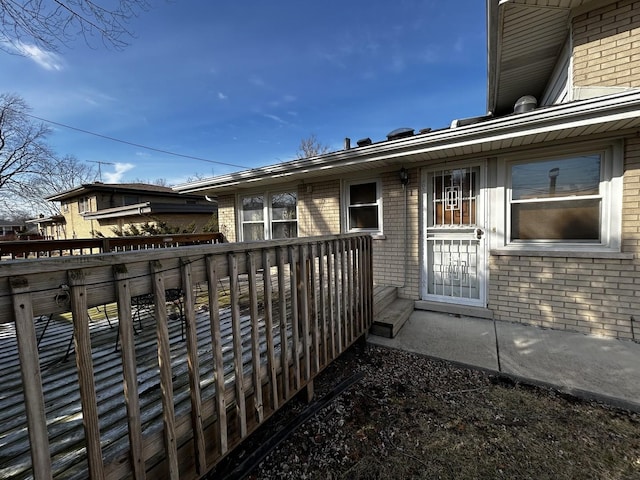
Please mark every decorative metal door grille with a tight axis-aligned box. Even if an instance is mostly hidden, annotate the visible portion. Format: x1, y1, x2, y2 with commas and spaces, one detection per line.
425, 167, 483, 301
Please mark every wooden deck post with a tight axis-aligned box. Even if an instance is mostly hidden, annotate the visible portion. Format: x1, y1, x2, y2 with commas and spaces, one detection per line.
327, 240, 336, 360
318, 242, 328, 365
262, 249, 279, 411
113, 265, 146, 480
334, 239, 343, 354
205, 254, 228, 456
228, 253, 248, 438
247, 251, 265, 423
310, 242, 320, 374
150, 261, 180, 480
298, 244, 311, 383
180, 259, 207, 475
276, 246, 290, 401
9, 276, 52, 480
67, 269, 106, 480
288, 245, 301, 390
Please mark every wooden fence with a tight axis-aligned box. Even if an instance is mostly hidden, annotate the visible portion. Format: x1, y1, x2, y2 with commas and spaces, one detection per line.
0, 233, 225, 260
0, 233, 373, 479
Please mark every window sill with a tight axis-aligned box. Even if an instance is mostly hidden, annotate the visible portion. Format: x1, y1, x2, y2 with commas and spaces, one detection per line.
371, 234, 386, 241
491, 248, 634, 260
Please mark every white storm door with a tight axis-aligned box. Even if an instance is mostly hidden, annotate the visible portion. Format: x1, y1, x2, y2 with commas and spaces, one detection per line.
422, 166, 487, 306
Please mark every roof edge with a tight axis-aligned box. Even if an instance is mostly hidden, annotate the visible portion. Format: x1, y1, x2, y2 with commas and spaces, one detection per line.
175, 91, 640, 196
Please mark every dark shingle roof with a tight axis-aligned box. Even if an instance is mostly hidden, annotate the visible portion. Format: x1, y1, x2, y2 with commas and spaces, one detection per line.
46, 182, 204, 201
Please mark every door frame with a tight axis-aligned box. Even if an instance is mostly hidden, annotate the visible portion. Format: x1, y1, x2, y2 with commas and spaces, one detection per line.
420, 161, 489, 307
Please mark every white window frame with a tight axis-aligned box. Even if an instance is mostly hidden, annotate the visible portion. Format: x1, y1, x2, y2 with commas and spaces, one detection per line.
238, 190, 298, 241
493, 141, 623, 253
78, 196, 91, 213
343, 178, 383, 235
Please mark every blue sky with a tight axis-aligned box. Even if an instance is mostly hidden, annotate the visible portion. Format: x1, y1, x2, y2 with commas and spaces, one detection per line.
0, 0, 487, 186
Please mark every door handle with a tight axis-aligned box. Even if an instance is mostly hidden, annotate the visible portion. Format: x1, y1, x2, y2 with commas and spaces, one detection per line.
474, 228, 484, 239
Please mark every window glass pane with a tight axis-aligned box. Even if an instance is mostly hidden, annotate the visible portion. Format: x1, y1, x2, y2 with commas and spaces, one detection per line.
123, 195, 139, 206
350, 183, 377, 205
512, 155, 600, 200
271, 192, 297, 221
243, 223, 264, 241
349, 206, 379, 229
511, 199, 601, 240
272, 221, 297, 239
78, 197, 89, 211
242, 196, 264, 221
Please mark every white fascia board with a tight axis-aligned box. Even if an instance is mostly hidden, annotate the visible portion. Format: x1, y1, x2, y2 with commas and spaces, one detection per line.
174, 91, 640, 195
83, 203, 152, 220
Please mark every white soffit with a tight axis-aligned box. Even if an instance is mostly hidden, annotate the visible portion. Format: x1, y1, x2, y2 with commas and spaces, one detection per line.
490, 0, 596, 116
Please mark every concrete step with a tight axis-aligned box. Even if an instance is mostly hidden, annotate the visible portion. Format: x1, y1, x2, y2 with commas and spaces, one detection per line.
373, 285, 397, 317
370, 298, 414, 339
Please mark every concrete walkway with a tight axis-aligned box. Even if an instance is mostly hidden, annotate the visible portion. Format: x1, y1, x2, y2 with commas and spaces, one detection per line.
368, 310, 640, 412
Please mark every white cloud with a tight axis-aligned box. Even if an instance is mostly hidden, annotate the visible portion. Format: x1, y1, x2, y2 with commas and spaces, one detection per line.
262, 113, 285, 123
218, 92, 228, 100
453, 37, 464, 54
390, 55, 406, 73
104, 163, 135, 183
262, 113, 288, 125
420, 46, 440, 64
81, 91, 118, 107
13, 43, 64, 71
269, 94, 296, 108
249, 75, 266, 87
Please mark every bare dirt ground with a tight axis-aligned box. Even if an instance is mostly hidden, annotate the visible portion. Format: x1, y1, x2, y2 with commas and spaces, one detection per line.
209, 342, 640, 480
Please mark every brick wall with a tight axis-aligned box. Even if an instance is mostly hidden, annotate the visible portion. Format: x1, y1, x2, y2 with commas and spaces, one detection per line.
572, 0, 640, 88
63, 197, 96, 238
623, 137, 640, 255
217, 194, 237, 242
372, 169, 421, 299
489, 137, 640, 340
297, 181, 341, 236
295, 173, 421, 297
489, 255, 637, 339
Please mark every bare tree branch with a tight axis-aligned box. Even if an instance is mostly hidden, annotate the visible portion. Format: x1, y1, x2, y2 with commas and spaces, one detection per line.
0, 93, 97, 217
296, 133, 331, 159
0, 92, 50, 189
0, 0, 152, 54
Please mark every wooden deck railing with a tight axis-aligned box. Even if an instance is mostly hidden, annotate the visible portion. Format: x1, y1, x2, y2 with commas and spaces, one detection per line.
0, 233, 225, 260
0, 233, 373, 480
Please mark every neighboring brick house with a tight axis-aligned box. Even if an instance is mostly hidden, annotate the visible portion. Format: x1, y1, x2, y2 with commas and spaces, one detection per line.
175, 0, 640, 340
40, 182, 217, 239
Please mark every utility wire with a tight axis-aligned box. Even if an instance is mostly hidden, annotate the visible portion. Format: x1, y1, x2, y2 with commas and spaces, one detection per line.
20, 110, 248, 169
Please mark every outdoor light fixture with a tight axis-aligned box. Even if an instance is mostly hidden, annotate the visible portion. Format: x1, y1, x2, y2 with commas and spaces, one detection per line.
399, 167, 409, 186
